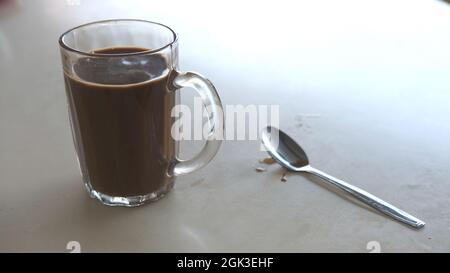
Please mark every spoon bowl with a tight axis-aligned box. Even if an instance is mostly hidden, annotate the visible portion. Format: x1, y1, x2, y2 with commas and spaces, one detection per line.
261, 126, 309, 171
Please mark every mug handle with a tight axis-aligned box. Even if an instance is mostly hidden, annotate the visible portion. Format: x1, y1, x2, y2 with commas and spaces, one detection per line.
168, 70, 224, 176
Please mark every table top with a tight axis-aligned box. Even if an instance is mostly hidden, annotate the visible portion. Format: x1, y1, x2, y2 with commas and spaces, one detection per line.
1, 0, 450, 252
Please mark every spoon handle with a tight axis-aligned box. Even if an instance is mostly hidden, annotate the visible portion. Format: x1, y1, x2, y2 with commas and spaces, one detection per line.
304, 166, 425, 229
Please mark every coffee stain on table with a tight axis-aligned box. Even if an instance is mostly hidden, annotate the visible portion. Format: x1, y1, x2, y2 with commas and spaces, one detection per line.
255, 167, 267, 172
294, 114, 322, 133
281, 171, 289, 182
254, 156, 276, 172
255, 157, 291, 183
259, 157, 276, 165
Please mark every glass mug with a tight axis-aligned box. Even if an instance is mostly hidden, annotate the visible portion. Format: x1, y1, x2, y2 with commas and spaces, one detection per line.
59, 19, 223, 206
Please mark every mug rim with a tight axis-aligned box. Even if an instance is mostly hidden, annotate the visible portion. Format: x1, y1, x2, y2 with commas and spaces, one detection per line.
58, 19, 178, 57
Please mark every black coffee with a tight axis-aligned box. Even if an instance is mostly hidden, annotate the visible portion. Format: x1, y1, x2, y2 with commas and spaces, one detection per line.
64, 47, 176, 196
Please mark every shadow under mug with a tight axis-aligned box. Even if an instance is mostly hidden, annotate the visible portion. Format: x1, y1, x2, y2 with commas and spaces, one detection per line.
59, 19, 223, 206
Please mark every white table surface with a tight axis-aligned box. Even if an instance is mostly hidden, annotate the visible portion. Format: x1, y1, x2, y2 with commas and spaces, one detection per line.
1, 0, 450, 252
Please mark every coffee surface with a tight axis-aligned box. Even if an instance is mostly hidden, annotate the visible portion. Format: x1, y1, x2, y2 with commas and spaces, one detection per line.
64, 47, 176, 196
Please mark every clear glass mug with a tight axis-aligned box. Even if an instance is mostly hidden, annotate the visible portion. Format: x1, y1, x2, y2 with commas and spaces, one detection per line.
59, 19, 223, 206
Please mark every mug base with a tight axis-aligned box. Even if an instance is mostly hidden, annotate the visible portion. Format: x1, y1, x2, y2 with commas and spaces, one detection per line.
84, 180, 175, 207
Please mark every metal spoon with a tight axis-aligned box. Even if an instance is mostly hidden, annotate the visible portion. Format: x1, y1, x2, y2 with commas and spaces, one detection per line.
261, 126, 425, 229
